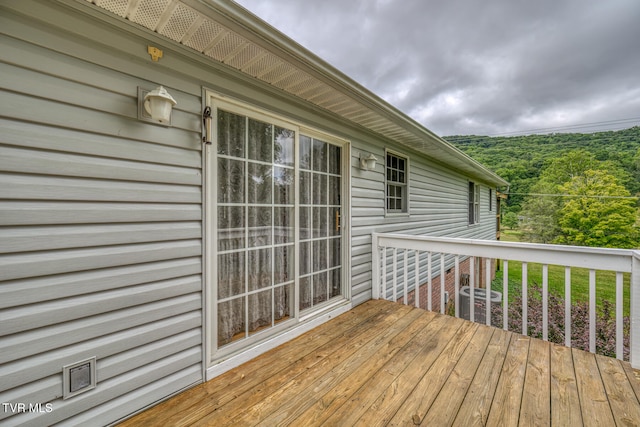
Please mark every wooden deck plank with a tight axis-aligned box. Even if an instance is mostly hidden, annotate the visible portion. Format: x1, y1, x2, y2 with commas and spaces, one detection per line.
622, 362, 640, 403
290, 309, 439, 426
549, 344, 583, 426
596, 354, 640, 425
213, 304, 417, 426
420, 324, 496, 426
486, 334, 530, 427
386, 319, 480, 426
519, 337, 551, 426
572, 348, 616, 427
353, 313, 467, 427
118, 300, 640, 427
452, 327, 511, 426
118, 299, 390, 427
126, 300, 394, 426
252, 307, 431, 426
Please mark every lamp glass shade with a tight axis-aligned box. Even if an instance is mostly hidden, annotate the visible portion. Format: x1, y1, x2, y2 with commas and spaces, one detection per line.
366, 157, 376, 170
144, 86, 177, 124
360, 153, 378, 170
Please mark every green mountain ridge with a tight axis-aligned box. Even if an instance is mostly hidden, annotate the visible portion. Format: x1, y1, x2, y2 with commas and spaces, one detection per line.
445, 126, 640, 213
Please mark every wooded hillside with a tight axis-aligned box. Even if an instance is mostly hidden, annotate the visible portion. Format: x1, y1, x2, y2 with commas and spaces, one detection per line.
447, 126, 640, 213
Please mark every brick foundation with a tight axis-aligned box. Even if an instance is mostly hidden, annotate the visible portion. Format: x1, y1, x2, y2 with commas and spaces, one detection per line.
396, 257, 497, 314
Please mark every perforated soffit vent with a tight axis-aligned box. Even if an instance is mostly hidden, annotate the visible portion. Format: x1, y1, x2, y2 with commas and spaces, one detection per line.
83, 0, 507, 186
89, 0, 361, 114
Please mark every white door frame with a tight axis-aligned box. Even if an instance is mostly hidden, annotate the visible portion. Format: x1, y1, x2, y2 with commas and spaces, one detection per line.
203, 90, 352, 377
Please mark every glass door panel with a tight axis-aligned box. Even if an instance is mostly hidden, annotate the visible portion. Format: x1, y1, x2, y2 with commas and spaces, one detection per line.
299, 136, 343, 312
213, 105, 344, 354
216, 109, 295, 349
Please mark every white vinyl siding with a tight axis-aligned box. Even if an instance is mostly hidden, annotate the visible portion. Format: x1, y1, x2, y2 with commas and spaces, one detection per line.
0, 1, 500, 424
350, 144, 497, 305
0, 3, 203, 425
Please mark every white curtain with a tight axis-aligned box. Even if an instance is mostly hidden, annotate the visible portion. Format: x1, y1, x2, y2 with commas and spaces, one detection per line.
215, 110, 341, 348
216, 110, 293, 347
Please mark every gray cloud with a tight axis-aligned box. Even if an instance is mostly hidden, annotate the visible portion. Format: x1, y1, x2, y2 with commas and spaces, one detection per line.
234, 0, 640, 136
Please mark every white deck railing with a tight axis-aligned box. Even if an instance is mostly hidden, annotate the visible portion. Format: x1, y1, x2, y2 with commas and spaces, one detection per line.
371, 233, 640, 368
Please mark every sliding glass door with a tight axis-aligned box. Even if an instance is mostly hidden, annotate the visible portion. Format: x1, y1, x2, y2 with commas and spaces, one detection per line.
298, 135, 342, 311
210, 99, 346, 358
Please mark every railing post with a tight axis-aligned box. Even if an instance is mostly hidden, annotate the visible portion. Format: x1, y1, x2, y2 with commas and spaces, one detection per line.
589, 269, 596, 354
616, 271, 623, 360
371, 233, 380, 300
455, 256, 460, 318
503, 260, 509, 331
631, 252, 640, 368
522, 262, 528, 337
485, 258, 491, 326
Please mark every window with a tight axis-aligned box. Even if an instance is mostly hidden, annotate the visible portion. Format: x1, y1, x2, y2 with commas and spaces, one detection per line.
489, 189, 493, 211
468, 182, 480, 224
386, 151, 408, 213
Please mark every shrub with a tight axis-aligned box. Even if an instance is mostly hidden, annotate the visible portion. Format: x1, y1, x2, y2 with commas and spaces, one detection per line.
490, 282, 630, 360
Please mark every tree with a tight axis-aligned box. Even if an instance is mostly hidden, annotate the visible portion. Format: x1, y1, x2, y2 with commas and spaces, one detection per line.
520, 180, 562, 243
556, 170, 638, 248
539, 149, 599, 185
502, 211, 519, 229
448, 127, 640, 224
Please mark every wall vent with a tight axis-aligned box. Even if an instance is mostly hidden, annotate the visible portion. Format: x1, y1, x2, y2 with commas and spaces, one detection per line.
62, 357, 97, 399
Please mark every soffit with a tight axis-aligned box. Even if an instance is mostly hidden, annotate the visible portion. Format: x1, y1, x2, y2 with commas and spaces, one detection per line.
83, 0, 507, 186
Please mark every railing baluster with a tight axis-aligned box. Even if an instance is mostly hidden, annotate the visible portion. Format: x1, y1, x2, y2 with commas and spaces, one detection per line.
503, 260, 509, 331
440, 255, 446, 314
616, 271, 623, 360
455, 256, 460, 318
392, 248, 398, 303
370, 233, 638, 368
485, 258, 491, 326
542, 264, 549, 341
522, 262, 528, 336
371, 236, 378, 299
589, 269, 596, 353
403, 250, 408, 305
565, 267, 571, 348
427, 252, 432, 311
380, 246, 387, 300
631, 252, 640, 368
470, 256, 475, 322
415, 250, 421, 309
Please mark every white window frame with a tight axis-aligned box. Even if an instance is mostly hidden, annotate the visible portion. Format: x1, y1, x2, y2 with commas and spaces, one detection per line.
468, 181, 480, 225
489, 188, 493, 212
385, 149, 409, 215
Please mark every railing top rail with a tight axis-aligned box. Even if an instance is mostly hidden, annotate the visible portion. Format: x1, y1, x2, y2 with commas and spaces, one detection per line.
373, 233, 634, 273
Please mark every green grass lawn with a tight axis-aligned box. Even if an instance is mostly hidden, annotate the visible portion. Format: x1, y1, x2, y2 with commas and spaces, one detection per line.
499, 229, 522, 242
493, 262, 630, 317
495, 229, 630, 316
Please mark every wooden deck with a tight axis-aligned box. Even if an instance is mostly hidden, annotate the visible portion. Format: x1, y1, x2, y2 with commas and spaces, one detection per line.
120, 299, 640, 426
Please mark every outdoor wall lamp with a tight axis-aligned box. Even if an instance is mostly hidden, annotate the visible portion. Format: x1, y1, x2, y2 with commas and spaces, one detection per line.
359, 152, 378, 170
140, 85, 177, 125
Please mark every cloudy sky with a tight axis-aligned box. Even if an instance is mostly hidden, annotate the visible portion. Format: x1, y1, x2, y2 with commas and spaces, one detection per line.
234, 0, 640, 136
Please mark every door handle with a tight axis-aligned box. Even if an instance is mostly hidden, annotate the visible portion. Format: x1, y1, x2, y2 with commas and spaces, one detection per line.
335, 210, 341, 232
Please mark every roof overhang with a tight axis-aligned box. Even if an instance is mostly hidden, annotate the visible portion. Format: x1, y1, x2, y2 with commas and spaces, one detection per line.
79, 0, 508, 187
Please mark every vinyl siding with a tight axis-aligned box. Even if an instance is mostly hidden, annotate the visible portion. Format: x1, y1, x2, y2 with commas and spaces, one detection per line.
0, 0, 500, 424
350, 142, 498, 306
0, 2, 203, 425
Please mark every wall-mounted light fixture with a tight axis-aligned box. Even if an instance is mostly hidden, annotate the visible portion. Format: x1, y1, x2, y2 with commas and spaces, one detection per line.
359, 152, 378, 170
138, 86, 176, 125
